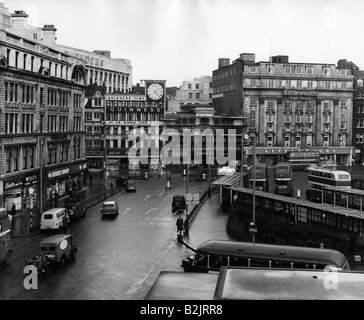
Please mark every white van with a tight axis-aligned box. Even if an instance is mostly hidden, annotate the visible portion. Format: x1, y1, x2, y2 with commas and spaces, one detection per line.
40, 208, 67, 230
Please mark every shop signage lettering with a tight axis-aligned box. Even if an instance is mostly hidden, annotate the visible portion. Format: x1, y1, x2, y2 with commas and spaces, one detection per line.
107, 106, 161, 113
106, 121, 150, 125
48, 168, 70, 179
24, 175, 38, 185
73, 53, 104, 67
4, 179, 23, 190
284, 89, 317, 97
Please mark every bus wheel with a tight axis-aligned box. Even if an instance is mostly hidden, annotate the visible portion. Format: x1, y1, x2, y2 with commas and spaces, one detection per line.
2, 251, 12, 266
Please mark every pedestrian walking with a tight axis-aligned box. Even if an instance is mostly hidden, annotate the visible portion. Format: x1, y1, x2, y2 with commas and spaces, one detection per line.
110, 182, 114, 193
184, 216, 189, 236
89, 174, 93, 186
62, 212, 69, 233
176, 216, 184, 237
54, 192, 59, 207
10, 203, 16, 234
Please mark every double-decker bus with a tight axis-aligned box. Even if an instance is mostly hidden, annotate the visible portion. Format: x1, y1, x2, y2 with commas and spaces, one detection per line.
306, 166, 351, 202
274, 162, 293, 196
0, 207, 13, 265
180, 239, 350, 273
249, 163, 269, 192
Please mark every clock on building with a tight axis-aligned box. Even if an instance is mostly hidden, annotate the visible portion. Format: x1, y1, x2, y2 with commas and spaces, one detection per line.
146, 82, 164, 101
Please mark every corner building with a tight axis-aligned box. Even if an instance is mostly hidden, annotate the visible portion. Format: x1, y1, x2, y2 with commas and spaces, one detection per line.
213, 53, 354, 165
0, 5, 87, 214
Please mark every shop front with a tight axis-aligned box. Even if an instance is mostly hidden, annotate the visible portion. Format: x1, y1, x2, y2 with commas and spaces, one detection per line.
3, 172, 39, 214
244, 146, 353, 167
45, 161, 88, 207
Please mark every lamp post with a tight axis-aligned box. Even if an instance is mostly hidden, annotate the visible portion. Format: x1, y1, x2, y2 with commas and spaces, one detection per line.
39, 135, 44, 218
252, 139, 256, 243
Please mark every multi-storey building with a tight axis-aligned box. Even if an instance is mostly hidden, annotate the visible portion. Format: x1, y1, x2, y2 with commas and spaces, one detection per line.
164, 104, 247, 168
105, 86, 165, 172
0, 6, 87, 214
213, 53, 355, 166
168, 76, 213, 113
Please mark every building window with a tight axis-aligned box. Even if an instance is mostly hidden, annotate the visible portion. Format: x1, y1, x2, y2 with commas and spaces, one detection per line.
306, 134, 313, 146
306, 101, 313, 111
323, 66, 330, 75
340, 69, 348, 76
295, 134, 301, 147
341, 121, 347, 130
284, 114, 291, 123
323, 101, 330, 111
307, 81, 313, 89
284, 101, 291, 109
22, 114, 34, 133
283, 65, 291, 74
85, 112, 93, 121
266, 64, 274, 73
284, 134, 290, 147
267, 114, 274, 123
266, 99, 274, 110
296, 80, 302, 89
250, 66, 257, 73
306, 66, 314, 74
296, 115, 302, 123
266, 134, 273, 147
295, 65, 303, 74
188, 93, 193, 99
188, 83, 192, 89
323, 134, 330, 146
296, 101, 303, 110
323, 114, 331, 124
307, 114, 313, 124
195, 84, 199, 90
196, 92, 200, 99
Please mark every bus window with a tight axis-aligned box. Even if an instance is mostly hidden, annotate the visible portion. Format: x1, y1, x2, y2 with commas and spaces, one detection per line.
209, 256, 229, 269
229, 257, 249, 267
250, 259, 271, 268
273, 261, 292, 268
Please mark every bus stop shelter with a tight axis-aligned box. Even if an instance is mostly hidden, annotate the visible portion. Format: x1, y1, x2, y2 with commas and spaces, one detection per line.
212, 172, 248, 204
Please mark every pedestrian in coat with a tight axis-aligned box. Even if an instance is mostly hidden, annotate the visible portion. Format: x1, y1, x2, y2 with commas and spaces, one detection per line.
184, 217, 189, 236
176, 216, 184, 236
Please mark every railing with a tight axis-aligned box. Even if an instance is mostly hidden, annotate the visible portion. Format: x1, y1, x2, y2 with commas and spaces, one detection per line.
76, 186, 122, 212
186, 186, 219, 225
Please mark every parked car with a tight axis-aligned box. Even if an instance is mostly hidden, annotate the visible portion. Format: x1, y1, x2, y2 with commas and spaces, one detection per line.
40, 208, 67, 230
65, 199, 86, 221
125, 180, 136, 192
38, 234, 77, 266
172, 195, 186, 212
115, 176, 128, 187
101, 201, 119, 216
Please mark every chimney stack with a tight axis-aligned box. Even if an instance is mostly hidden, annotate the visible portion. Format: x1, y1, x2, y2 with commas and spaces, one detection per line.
42, 24, 57, 45
11, 10, 28, 29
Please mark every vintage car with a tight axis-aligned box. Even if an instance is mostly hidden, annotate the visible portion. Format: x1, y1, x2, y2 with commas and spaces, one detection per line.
172, 195, 186, 212
125, 180, 136, 192
39, 234, 77, 265
65, 199, 87, 221
115, 176, 128, 187
101, 201, 119, 216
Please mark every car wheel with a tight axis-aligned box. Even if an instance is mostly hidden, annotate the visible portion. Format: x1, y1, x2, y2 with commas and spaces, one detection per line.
60, 255, 67, 266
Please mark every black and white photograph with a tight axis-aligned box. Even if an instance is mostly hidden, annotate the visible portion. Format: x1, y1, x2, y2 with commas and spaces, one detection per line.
1, 0, 364, 307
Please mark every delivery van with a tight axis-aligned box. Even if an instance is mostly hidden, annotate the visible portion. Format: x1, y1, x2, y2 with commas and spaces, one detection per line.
40, 208, 67, 230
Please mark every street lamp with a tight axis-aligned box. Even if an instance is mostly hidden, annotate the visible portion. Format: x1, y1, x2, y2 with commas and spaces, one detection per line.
252, 138, 256, 243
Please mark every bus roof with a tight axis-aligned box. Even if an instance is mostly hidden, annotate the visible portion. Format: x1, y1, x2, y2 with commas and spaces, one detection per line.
196, 240, 348, 267
215, 267, 364, 300
230, 186, 364, 220
146, 268, 364, 300
307, 166, 350, 175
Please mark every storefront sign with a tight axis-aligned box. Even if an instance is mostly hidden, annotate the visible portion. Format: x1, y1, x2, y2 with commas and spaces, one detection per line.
283, 89, 317, 97
4, 179, 23, 190
48, 168, 70, 179
106, 121, 151, 126
106, 106, 162, 113
24, 174, 38, 186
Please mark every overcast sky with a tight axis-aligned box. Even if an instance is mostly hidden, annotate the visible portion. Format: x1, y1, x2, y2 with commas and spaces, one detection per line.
4, 0, 364, 87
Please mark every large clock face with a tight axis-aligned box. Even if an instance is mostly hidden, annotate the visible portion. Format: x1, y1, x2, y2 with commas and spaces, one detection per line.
147, 83, 164, 101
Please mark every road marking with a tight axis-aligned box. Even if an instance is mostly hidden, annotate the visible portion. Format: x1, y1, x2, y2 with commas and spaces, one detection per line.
145, 207, 157, 215
144, 195, 150, 200
122, 208, 131, 215
158, 190, 164, 197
